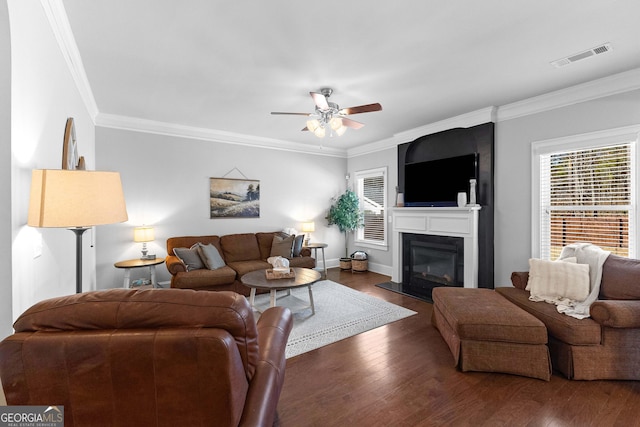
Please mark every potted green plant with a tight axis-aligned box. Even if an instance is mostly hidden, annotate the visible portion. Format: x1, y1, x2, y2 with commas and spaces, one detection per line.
326, 189, 364, 269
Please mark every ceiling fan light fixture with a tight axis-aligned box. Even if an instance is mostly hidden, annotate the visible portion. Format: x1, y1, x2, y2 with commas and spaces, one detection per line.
271, 88, 382, 139
306, 119, 320, 132
329, 117, 343, 130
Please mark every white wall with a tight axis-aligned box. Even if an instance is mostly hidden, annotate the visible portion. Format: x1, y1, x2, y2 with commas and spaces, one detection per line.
494, 89, 640, 286
347, 146, 397, 275
0, 1, 13, 339
95, 127, 347, 288
4, 3, 640, 339
346, 86, 640, 287
8, 0, 96, 324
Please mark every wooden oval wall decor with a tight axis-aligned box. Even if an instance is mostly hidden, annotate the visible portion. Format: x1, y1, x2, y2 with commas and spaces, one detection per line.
62, 117, 85, 170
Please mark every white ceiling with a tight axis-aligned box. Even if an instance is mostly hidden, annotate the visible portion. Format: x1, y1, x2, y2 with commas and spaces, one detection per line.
61, 0, 640, 152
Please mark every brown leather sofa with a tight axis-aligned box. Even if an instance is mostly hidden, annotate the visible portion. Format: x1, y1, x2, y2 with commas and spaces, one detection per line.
0, 288, 293, 427
497, 254, 640, 380
166, 231, 315, 295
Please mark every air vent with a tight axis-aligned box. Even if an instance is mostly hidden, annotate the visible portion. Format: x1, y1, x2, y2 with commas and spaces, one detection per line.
551, 43, 612, 68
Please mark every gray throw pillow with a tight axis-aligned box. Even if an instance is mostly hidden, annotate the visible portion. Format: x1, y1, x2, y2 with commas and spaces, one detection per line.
270, 235, 294, 258
292, 234, 304, 257
197, 243, 226, 270
173, 244, 205, 271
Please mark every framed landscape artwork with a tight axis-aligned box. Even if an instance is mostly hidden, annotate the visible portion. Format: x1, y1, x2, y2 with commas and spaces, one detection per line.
210, 177, 260, 218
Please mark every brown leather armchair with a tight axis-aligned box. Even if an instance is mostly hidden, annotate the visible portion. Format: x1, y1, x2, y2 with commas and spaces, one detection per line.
0, 288, 292, 427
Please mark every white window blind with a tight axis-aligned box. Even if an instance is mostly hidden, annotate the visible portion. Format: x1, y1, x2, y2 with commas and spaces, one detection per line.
355, 167, 387, 248
539, 143, 634, 260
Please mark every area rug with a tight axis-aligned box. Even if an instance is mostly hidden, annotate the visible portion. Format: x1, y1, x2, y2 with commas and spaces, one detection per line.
252, 280, 417, 358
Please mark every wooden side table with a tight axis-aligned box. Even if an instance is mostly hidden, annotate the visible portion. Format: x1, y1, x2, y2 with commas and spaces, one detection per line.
303, 243, 328, 278
114, 258, 165, 288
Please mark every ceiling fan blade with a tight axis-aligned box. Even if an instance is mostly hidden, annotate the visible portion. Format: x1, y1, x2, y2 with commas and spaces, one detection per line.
310, 92, 329, 110
301, 127, 309, 131
340, 103, 382, 115
342, 118, 365, 130
271, 112, 311, 116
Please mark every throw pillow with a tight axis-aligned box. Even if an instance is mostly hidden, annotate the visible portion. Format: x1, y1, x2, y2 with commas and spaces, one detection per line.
173, 244, 205, 271
525, 257, 576, 290
527, 258, 590, 301
292, 234, 304, 257
197, 243, 226, 270
270, 235, 295, 258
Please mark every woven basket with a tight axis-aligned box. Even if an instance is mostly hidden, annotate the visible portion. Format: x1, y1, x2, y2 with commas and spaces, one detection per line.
339, 258, 352, 270
351, 259, 368, 272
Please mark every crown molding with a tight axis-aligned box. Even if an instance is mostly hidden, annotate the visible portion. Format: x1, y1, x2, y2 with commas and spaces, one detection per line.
347, 107, 497, 158
49, 0, 639, 157
349, 67, 640, 157
88, 65, 640, 159
96, 113, 347, 157
497, 68, 640, 121
41, 0, 99, 120
346, 136, 398, 158
393, 106, 497, 144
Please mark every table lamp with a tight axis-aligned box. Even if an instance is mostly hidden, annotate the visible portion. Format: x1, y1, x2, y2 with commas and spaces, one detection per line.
28, 169, 128, 293
302, 221, 315, 246
134, 226, 155, 259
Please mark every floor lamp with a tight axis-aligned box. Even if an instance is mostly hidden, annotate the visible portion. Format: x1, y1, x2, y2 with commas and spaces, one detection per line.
28, 170, 128, 294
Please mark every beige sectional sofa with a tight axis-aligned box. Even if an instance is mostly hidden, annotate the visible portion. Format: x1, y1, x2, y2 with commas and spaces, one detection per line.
165, 231, 316, 295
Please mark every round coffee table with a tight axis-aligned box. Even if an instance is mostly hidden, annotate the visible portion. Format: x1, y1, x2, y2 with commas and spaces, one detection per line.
241, 267, 321, 314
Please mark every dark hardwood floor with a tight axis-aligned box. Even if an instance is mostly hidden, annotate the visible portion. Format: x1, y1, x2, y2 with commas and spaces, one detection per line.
275, 268, 640, 427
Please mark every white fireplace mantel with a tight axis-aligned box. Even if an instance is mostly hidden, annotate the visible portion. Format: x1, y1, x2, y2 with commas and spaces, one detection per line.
391, 206, 481, 287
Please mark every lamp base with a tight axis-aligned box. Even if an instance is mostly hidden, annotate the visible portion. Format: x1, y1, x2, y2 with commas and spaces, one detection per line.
141, 254, 156, 260
71, 227, 90, 294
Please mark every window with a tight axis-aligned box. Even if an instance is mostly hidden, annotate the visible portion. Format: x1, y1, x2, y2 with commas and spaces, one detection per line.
532, 126, 639, 260
355, 167, 387, 248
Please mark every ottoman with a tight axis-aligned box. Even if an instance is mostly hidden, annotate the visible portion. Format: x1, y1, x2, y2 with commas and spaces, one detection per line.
431, 287, 552, 381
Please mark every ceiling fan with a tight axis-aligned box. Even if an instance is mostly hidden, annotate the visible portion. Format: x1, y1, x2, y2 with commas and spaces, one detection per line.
271, 88, 382, 138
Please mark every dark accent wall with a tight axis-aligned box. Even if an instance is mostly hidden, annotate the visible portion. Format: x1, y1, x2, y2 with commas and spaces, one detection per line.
397, 122, 495, 288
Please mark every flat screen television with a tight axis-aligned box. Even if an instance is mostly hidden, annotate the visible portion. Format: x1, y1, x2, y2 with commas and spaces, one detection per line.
404, 153, 478, 207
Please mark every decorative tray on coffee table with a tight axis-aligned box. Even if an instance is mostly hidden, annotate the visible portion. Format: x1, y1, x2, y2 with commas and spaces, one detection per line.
265, 268, 295, 280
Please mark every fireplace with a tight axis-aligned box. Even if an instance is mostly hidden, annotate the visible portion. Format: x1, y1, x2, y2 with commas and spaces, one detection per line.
391, 206, 480, 290
397, 122, 495, 289
402, 233, 464, 301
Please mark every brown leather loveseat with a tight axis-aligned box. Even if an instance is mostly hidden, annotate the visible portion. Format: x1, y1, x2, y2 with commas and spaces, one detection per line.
166, 231, 316, 294
0, 288, 293, 427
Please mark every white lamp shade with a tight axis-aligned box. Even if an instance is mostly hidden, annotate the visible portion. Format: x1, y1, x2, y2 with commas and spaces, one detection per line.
301, 222, 315, 232
133, 226, 155, 242
28, 169, 128, 228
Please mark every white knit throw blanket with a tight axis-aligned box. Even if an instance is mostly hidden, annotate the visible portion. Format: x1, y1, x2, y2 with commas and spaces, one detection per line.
556, 243, 610, 319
